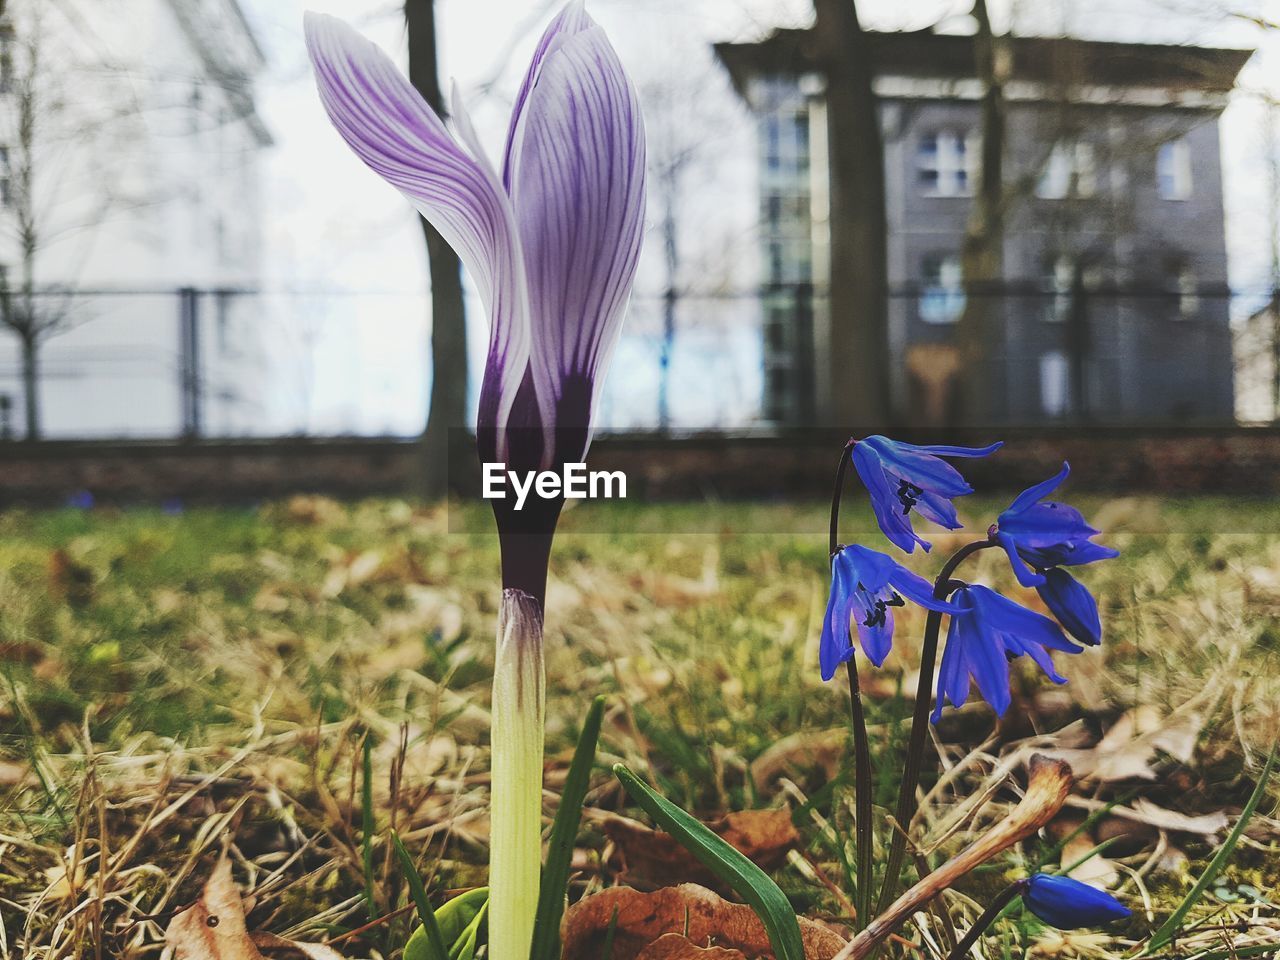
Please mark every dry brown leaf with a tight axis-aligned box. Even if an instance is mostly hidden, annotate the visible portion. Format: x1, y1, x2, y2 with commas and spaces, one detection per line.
561, 884, 846, 960
636, 933, 749, 960
166, 856, 348, 959
1044, 706, 1203, 782
750, 729, 846, 791
1064, 796, 1228, 837
605, 809, 799, 889
1060, 832, 1119, 887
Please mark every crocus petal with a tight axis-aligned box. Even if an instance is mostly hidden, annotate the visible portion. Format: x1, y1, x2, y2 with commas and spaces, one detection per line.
502, 0, 593, 190
304, 14, 530, 451
1038, 568, 1102, 646
998, 531, 1047, 587
851, 444, 929, 553
1004, 462, 1070, 516
1024, 874, 1131, 929
506, 15, 646, 465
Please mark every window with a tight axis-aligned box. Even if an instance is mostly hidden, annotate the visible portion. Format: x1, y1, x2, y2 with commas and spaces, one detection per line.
1038, 140, 1096, 199
1043, 255, 1075, 323
1040, 351, 1071, 417
920, 254, 965, 324
1171, 262, 1199, 318
0, 146, 9, 206
918, 132, 973, 197
763, 110, 809, 173
1157, 138, 1192, 200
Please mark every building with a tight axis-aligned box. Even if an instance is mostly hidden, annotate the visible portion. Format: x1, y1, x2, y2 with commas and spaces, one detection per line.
0, 0, 271, 440
715, 28, 1251, 426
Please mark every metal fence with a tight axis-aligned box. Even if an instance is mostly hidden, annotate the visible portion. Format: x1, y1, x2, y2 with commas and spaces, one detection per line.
0, 283, 1273, 441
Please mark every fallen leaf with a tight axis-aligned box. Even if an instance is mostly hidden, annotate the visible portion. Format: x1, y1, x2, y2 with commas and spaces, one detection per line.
1043, 706, 1204, 782
561, 884, 846, 960
636, 933, 748, 960
166, 856, 348, 959
605, 809, 799, 889
1060, 832, 1119, 887
1064, 796, 1228, 837
750, 729, 846, 791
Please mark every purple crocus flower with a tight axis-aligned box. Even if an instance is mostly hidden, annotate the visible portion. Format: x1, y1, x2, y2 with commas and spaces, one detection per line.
850, 436, 1003, 554
932, 585, 1081, 722
820, 544, 966, 679
305, 3, 645, 598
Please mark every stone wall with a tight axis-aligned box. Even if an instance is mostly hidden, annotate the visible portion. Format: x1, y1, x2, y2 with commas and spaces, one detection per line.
0, 428, 1276, 506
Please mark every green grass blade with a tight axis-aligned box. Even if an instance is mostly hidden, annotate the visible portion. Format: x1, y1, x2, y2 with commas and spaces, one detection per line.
1144, 745, 1277, 955
393, 831, 449, 960
613, 763, 806, 960
530, 695, 606, 960
362, 734, 378, 921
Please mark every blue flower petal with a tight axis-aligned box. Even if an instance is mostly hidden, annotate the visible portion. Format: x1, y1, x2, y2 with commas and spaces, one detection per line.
819, 563, 854, 681
1037, 568, 1102, 646
1003, 462, 1070, 516
1024, 874, 1131, 929
998, 531, 1047, 588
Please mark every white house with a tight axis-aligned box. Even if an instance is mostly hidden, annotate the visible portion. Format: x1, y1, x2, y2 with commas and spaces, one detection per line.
0, 0, 271, 440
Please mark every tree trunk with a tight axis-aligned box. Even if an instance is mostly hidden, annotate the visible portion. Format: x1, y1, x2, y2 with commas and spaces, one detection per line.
658, 173, 678, 430
20, 331, 39, 440
406, 0, 468, 499
812, 0, 890, 426
956, 0, 1007, 426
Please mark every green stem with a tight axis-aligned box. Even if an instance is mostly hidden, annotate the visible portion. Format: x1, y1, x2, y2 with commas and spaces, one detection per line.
945, 880, 1028, 960
489, 590, 545, 960
828, 440, 875, 930
874, 538, 995, 915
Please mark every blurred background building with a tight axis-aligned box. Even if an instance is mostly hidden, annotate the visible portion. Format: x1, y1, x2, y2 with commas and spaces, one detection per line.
717, 29, 1249, 426
0, 0, 271, 440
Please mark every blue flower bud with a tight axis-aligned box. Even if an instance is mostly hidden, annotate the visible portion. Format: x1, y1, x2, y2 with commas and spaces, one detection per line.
1024, 873, 1131, 929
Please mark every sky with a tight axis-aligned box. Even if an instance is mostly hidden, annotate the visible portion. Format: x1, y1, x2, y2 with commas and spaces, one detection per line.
235, 0, 1280, 435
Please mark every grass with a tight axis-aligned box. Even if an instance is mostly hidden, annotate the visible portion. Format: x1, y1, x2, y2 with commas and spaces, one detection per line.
0, 494, 1278, 957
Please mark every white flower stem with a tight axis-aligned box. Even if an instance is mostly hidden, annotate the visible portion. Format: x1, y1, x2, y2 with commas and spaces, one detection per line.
489, 589, 545, 960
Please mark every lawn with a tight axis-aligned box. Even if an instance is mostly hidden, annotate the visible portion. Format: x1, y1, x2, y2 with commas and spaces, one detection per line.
1, 495, 1278, 957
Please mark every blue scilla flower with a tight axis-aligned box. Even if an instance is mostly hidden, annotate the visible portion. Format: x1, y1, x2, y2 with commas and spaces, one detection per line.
1023, 873, 1132, 929
821, 544, 967, 680
850, 436, 1003, 554
995, 463, 1118, 645
995, 463, 1117, 587
932, 585, 1081, 722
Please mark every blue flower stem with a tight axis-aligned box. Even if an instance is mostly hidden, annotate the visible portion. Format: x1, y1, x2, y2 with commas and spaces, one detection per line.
829, 439, 874, 930
875, 537, 996, 916
944, 879, 1029, 960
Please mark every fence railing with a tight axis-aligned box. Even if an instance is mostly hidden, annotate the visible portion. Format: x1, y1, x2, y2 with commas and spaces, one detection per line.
0, 283, 1274, 441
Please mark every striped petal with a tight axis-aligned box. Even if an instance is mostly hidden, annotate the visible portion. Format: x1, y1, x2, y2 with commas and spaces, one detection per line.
304, 13, 530, 458
505, 11, 646, 465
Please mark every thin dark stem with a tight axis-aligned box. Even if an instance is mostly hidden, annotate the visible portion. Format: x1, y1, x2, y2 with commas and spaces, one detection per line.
845, 657, 874, 930
829, 438, 855, 558
945, 880, 1028, 960
828, 438, 873, 930
875, 538, 996, 915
